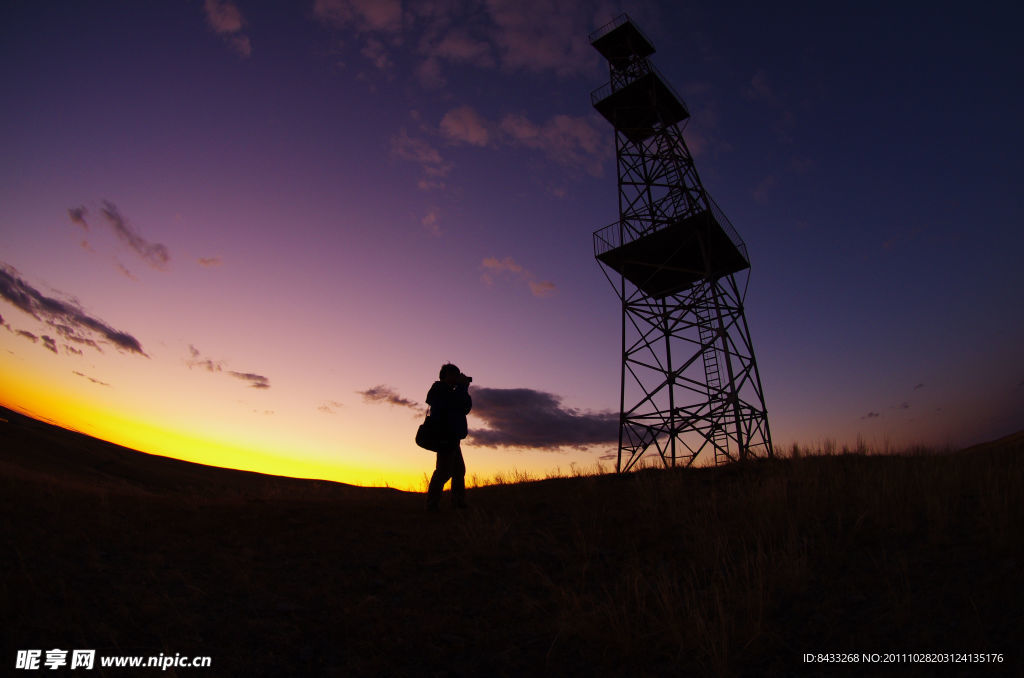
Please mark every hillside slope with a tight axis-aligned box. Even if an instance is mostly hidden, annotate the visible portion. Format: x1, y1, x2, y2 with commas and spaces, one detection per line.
3, 408, 1022, 676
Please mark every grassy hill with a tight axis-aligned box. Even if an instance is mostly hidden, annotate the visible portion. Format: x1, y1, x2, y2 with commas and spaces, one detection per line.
3, 407, 1021, 676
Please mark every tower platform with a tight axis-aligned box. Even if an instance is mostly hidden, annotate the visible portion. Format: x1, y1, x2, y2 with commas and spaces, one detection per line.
594, 210, 750, 298
589, 15, 655, 63
591, 68, 690, 143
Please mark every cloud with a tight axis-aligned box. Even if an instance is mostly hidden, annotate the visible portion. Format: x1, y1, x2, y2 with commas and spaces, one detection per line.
187, 345, 270, 389
439, 107, 607, 175
481, 256, 555, 298
73, 371, 110, 387
469, 387, 617, 450
860, 411, 881, 420
198, 256, 223, 268
914, 383, 926, 391
314, 0, 402, 34
53, 323, 101, 351
359, 385, 421, 410
229, 371, 270, 389
68, 206, 89, 230
41, 335, 58, 354
421, 207, 442, 237
100, 201, 170, 270
483, 0, 599, 77
432, 107, 606, 175
314, 0, 601, 80
115, 261, 139, 282
440, 106, 491, 147
528, 280, 556, 297
390, 128, 452, 190
203, 0, 252, 57
361, 37, 393, 71
482, 256, 524, 276
0, 263, 147, 356
430, 29, 494, 67
318, 400, 344, 414
16, 329, 38, 343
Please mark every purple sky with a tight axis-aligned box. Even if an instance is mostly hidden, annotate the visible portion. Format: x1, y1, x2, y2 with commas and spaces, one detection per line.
1, 1, 1022, 487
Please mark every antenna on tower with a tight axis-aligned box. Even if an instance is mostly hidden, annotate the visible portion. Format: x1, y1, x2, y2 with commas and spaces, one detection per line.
590, 15, 774, 471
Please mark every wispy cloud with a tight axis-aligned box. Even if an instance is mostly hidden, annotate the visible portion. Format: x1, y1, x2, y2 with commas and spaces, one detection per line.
73, 371, 110, 387
483, 0, 600, 77
230, 371, 270, 389
421, 207, 442, 237
314, 0, 402, 34
469, 387, 617, 450
318, 400, 344, 414
437, 106, 608, 175
481, 256, 555, 298
99, 201, 170, 271
358, 385, 421, 410
0, 263, 147, 356
16, 329, 38, 343
68, 206, 89, 230
860, 411, 881, 420
203, 0, 252, 57
314, 0, 601, 81
187, 345, 271, 389
198, 256, 223, 268
390, 128, 452, 190
439, 106, 491, 147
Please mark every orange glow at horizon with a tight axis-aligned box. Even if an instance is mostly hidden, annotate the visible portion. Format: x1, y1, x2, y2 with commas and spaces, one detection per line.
1, 365, 424, 490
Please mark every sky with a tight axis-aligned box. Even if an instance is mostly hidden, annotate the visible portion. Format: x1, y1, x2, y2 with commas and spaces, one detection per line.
2, 0, 1022, 489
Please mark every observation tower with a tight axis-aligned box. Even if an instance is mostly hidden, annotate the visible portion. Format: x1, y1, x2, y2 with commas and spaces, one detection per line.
590, 15, 773, 471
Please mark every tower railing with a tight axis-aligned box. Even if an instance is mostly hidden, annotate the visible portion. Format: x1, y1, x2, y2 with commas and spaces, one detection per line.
588, 13, 647, 44
706, 197, 750, 263
589, 60, 684, 109
592, 202, 750, 265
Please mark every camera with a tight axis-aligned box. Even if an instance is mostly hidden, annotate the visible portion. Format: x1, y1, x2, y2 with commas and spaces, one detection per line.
461, 374, 473, 385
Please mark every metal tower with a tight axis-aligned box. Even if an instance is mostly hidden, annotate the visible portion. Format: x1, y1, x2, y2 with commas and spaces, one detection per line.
590, 15, 773, 472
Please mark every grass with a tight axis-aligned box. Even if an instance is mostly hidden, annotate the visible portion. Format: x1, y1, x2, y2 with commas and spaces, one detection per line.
2, 407, 1022, 676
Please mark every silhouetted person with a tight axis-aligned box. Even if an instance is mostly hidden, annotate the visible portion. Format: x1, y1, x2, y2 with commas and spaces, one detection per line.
425, 363, 472, 511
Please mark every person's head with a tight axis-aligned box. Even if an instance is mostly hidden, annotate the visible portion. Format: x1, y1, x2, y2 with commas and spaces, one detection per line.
439, 363, 461, 384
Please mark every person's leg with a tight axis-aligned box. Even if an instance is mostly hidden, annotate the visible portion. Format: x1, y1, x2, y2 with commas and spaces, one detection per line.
450, 443, 467, 507
426, 446, 454, 510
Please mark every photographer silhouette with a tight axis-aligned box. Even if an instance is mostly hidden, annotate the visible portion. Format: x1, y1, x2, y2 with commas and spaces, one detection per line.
424, 363, 472, 511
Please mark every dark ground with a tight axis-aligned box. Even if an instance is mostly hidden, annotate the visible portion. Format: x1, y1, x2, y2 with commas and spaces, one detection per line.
2, 406, 1022, 676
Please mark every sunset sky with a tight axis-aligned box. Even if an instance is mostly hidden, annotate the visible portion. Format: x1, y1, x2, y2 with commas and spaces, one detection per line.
2, 1, 1022, 489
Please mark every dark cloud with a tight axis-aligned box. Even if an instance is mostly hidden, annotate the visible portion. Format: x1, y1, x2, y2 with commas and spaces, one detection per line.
0, 264, 146, 356
68, 206, 89, 230
73, 371, 110, 387
53, 323, 101, 351
187, 344, 225, 373
861, 411, 881, 420
41, 335, 58, 354
230, 371, 270, 389
100, 200, 170, 270
16, 329, 38, 343
359, 385, 420, 409
468, 387, 617, 450
913, 383, 925, 390
187, 345, 270, 389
